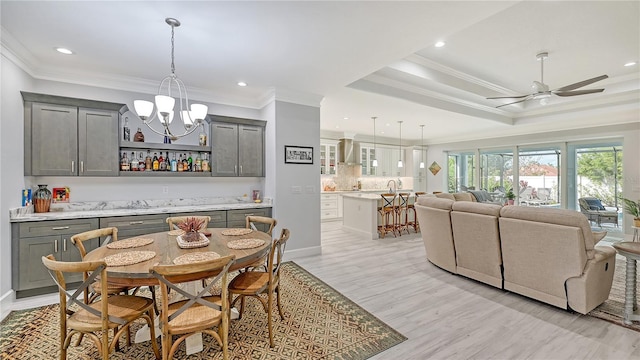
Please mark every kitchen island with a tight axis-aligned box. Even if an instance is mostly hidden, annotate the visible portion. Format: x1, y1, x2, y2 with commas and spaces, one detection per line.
342, 192, 416, 239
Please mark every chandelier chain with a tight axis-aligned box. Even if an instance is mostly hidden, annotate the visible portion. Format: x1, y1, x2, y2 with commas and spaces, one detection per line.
170, 24, 176, 75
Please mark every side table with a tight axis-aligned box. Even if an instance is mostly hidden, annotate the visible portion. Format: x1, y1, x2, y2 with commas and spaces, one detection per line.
612, 242, 640, 325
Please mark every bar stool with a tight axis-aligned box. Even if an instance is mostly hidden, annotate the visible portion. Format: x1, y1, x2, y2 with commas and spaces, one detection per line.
378, 193, 397, 238
405, 193, 419, 232
396, 193, 411, 235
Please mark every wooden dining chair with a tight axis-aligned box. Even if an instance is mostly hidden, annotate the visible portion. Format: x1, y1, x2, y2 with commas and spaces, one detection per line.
70, 227, 135, 304
165, 216, 211, 231
42, 254, 160, 360
150, 255, 235, 360
228, 228, 290, 348
243, 216, 277, 271
245, 215, 277, 236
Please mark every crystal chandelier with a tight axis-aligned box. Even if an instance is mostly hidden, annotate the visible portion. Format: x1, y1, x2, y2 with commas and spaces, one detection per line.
397, 121, 403, 168
133, 18, 208, 141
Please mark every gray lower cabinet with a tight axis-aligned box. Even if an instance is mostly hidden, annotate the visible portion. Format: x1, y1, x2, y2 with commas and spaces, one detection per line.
99, 214, 169, 239
211, 116, 265, 177
227, 208, 272, 232
23, 92, 124, 176
12, 218, 99, 298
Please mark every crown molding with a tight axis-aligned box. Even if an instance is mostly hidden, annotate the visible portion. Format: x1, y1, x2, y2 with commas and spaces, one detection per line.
259, 87, 324, 109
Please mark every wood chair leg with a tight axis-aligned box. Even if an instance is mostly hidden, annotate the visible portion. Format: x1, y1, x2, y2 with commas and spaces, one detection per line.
267, 290, 274, 348
276, 286, 285, 320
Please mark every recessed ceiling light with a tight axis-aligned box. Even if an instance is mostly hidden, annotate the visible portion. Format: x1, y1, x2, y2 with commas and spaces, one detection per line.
624, 61, 637, 67
385, 123, 390, 126
55, 47, 74, 55
343, 117, 349, 120
435, 41, 446, 48
380, 131, 385, 134
237, 81, 247, 87
335, 125, 340, 129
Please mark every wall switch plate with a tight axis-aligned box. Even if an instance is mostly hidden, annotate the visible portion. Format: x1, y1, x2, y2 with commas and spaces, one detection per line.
305, 185, 315, 193
292, 186, 302, 194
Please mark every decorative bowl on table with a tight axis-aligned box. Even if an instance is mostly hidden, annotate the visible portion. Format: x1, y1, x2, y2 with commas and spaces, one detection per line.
175, 217, 209, 249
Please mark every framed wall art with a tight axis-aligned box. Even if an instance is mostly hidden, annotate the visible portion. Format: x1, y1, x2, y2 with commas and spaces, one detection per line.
285, 145, 313, 164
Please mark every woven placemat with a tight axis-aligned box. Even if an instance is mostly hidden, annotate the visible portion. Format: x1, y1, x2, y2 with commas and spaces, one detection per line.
167, 229, 185, 236
106, 237, 154, 249
103, 251, 156, 267
221, 228, 253, 236
227, 238, 265, 249
173, 251, 221, 265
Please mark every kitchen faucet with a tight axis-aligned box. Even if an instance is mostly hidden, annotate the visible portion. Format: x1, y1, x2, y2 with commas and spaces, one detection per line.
387, 179, 397, 194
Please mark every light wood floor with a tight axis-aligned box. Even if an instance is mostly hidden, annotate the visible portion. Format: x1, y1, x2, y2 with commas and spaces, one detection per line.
294, 221, 640, 360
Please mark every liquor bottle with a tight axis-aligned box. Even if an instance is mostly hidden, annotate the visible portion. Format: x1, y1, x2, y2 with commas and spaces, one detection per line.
145, 150, 152, 171
182, 153, 188, 172
198, 128, 207, 146
187, 152, 193, 172
163, 129, 171, 144
202, 153, 210, 172
123, 117, 130, 142
138, 152, 146, 171
120, 152, 129, 171
165, 151, 171, 171
130, 151, 138, 171
177, 154, 184, 172
170, 153, 177, 172
152, 152, 159, 171
158, 152, 165, 171
195, 153, 202, 172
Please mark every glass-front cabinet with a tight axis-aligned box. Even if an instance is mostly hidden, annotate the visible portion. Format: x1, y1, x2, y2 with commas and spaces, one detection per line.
360, 144, 377, 176
320, 141, 338, 175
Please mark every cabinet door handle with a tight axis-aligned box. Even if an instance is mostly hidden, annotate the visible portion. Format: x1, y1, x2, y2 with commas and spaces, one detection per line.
80, 161, 84, 173
234, 165, 237, 174
129, 221, 144, 225
71, 161, 75, 173
217, 125, 235, 130
239, 165, 243, 174
51, 226, 70, 230
63, 238, 67, 252
54, 239, 58, 253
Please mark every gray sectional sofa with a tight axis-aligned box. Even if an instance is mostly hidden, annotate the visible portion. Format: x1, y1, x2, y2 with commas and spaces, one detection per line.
415, 196, 615, 314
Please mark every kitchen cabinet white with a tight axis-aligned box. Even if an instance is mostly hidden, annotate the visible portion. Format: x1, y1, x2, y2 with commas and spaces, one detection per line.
360, 144, 377, 176
320, 141, 338, 175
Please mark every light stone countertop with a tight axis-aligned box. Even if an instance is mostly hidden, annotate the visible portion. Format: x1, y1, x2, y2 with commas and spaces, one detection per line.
10, 197, 272, 223
341, 192, 417, 200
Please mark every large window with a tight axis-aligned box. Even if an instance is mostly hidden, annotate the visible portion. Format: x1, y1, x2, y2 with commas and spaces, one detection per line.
518, 148, 561, 206
576, 145, 622, 209
480, 150, 513, 192
447, 152, 475, 192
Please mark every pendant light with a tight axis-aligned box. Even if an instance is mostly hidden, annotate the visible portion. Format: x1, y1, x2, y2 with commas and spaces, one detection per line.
371, 117, 378, 167
397, 121, 403, 168
419, 124, 425, 169
133, 18, 208, 141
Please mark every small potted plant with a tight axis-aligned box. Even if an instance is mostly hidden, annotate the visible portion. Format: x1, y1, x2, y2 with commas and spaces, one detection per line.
178, 217, 206, 243
620, 197, 640, 227
506, 188, 515, 205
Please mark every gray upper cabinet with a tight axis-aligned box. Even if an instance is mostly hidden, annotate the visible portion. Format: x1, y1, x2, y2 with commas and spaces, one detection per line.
238, 125, 264, 177
23, 92, 125, 176
210, 115, 266, 177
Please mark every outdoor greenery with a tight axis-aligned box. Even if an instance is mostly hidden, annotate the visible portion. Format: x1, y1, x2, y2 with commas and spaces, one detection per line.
577, 148, 623, 207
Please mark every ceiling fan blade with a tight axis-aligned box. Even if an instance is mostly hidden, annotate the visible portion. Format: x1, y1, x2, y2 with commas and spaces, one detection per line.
495, 97, 530, 108
554, 75, 608, 92
554, 89, 605, 97
487, 94, 530, 100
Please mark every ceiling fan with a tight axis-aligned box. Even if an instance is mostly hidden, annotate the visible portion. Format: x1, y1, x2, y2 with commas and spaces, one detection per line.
487, 52, 608, 108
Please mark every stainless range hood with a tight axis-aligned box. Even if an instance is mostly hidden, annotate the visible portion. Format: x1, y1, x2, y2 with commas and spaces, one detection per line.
338, 138, 358, 165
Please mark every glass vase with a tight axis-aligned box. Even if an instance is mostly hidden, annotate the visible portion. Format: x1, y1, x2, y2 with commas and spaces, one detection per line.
33, 184, 52, 213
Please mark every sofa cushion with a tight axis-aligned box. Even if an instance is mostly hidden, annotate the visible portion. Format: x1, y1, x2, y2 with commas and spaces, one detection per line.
584, 198, 606, 210
500, 206, 596, 258
452, 201, 502, 217
435, 193, 455, 201
418, 196, 454, 210
453, 192, 475, 202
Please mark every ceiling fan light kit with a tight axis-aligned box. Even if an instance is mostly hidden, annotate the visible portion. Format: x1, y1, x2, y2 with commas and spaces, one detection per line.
488, 51, 608, 108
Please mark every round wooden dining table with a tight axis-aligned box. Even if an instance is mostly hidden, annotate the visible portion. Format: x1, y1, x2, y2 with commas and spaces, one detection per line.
84, 228, 272, 287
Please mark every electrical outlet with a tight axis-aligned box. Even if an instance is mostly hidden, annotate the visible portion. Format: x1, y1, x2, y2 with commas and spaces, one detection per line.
291, 186, 302, 194
162, 186, 169, 194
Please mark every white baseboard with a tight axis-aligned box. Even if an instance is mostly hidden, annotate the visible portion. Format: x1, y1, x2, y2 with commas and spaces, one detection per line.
0, 290, 58, 322
285, 245, 322, 260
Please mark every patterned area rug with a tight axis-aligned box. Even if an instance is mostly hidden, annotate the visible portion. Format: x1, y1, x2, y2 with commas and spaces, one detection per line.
0, 262, 406, 359
588, 255, 640, 331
